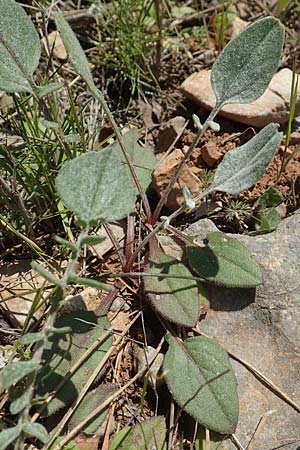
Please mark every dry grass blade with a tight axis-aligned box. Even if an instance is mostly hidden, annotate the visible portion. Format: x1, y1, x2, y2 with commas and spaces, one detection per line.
43, 310, 142, 449
46, 334, 165, 450
246, 411, 273, 450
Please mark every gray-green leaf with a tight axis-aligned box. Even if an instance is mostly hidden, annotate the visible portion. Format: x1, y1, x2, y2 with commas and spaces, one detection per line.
164, 334, 238, 434
113, 130, 156, 192
54, 12, 94, 88
211, 17, 284, 107
144, 249, 200, 327
56, 148, 137, 226
0, 0, 41, 92
19, 332, 44, 345
10, 391, 28, 415
22, 422, 49, 444
0, 426, 21, 450
208, 123, 282, 195
69, 384, 118, 436
0, 361, 39, 389
36, 311, 111, 416
187, 232, 262, 288
109, 416, 166, 450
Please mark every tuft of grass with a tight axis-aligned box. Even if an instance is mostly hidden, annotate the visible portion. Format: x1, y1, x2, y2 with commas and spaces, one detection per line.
93, 0, 160, 94
0, 87, 89, 238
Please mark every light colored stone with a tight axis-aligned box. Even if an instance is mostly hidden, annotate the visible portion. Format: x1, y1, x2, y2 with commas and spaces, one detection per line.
153, 149, 202, 211
0, 260, 50, 327
42, 31, 67, 60
201, 141, 222, 167
0, 92, 14, 114
181, 68, 300, 127
185, 212, 300, 449
290, 130, 300, 144
90, 223, 125, 258
134, 345, 165, 388
157, 116, 186, 153
228, 16, 248, 38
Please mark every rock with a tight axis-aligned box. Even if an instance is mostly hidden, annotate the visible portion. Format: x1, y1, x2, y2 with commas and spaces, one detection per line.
0, 260, 49, 327
290, 130, 300, 144
42, 31, 67, 60
228, 16, 248, 38
138, 100, 155, 128
134, 345, 165, 389
201, 141, 222, 167
90, 223, 125, 258
153, 149, 202, 211
67, 287, 100, 312
184, 212, 300, 449
181, 68, 300, 127
157, 116, 186, 153
0, 92, 14, 114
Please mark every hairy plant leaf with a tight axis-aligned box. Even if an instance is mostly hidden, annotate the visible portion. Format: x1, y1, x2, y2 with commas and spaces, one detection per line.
69, 384, 118, 436
187, 232, 262, 288
113, 130, 156, 192
144, 249, 200, 327
109, 416, 166, 450
109, 427, 131, 450
0, 0, 41, 92
54, 12, 94, 88
258, 186, 282, 208
56, 148, 136, 226
31, 261, 62, 287
208, 123, 282, 195
259, 208, 281, 231
0, 426, 21, 450
164, 334, 238, 434
0, 361, 39, 389
19, 332, 44, 345
81, 235, 106, 246
22, 422, 49, 444
9, 391, 28, 415
211, 17, 284, 107
37, 82, 64, 97
36, 311, 111, 416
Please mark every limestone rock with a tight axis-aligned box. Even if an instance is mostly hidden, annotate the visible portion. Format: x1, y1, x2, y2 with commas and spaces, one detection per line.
157, 116, 186, 153
90, 223, 125, 258
42, 31, 67, 60
0, 260, 49, 327
228, 16, 248, 38
290, 130, 300, 144
201, 141, 222, 167
185, 212, 300, 449
181, 68, 299, 127
152, 149, 202, 211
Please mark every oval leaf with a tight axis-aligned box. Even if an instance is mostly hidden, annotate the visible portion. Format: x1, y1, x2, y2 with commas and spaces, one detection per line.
54, 12, 94, 87
164, 334, 239, 434
36, 311, 112, 416
113, 130, 156, 192
0, 361, 39, 389
0, 426, 21, 450
209, 123, 282, 195
144, 249, 200, 327
10, 391, 28, 415
69, 384, 118, 436
19, 332, 44, 345
0, 0, 41, 92
56, 148, 137, 226
111, 416, 166, 450
211, 17, 284, 107
187, 232, 262, 288
22, 422, 49, 444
